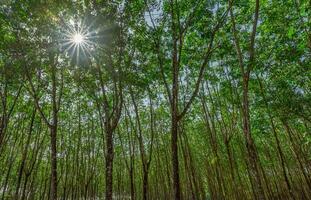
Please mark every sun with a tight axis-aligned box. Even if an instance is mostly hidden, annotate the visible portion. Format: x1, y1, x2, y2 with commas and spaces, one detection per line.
72, 33, 84, 44
61, 19, 97, 63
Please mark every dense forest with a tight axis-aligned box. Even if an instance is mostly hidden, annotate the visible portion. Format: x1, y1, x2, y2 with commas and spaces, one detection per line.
0, 0, 310, 199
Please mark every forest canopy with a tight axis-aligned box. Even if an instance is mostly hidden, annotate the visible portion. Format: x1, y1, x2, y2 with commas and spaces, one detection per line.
0, 0, 310, 200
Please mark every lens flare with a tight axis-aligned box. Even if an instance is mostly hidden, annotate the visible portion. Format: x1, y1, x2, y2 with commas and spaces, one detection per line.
61, 19, 97, 64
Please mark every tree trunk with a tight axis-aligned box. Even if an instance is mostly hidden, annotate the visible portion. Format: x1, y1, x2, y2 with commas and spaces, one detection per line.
171, 114, 180, 200
15, 108, 36, 199
105, 125, 114, 200
0, 117, 6, 148
130, 167, 135, 200
143, 169, 149, 200
50, 125, 58, 200
257, 77, 295, 199
242, 79, 265, 200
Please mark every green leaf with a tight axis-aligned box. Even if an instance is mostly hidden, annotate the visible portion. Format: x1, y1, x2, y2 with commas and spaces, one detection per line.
287, 27, 295, 38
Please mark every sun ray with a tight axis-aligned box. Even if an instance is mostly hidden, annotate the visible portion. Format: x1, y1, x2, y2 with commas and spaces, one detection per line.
63, 42, 76, 52
61, 18, 97, 63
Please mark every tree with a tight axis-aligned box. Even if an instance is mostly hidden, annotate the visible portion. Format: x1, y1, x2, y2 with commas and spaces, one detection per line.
0, 0, 310, 199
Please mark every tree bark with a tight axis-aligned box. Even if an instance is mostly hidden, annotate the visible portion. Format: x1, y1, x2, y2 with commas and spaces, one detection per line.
242, 79, 265, 200
171, 112, 180, 200
105, 125, 114, 200
50, 125, 58, 200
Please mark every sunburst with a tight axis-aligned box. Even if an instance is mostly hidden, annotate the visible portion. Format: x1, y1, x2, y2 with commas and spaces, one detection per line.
61, 19, 97, 64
